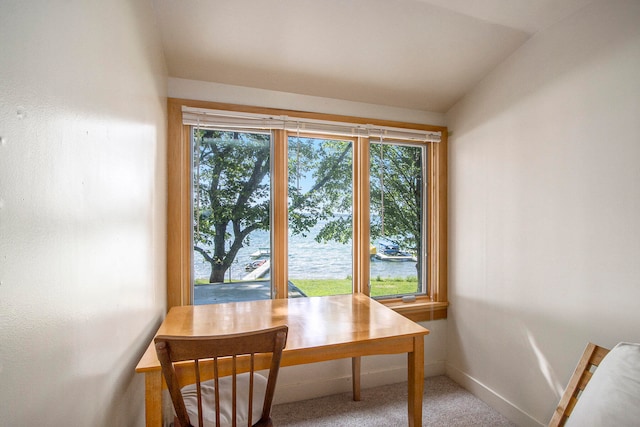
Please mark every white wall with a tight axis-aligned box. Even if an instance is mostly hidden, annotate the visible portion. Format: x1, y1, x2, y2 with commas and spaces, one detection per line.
446, 0, 640, 425
0, 1, 167, 425
169, 78, 449, 404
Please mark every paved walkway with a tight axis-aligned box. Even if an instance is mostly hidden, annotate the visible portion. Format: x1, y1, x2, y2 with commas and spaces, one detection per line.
194, 280, 306, 304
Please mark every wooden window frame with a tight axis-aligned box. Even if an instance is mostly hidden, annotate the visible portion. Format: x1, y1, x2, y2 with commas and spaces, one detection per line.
166, 98, 448, 321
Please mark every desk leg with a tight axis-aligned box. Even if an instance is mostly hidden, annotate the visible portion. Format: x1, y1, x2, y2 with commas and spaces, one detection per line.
145, 371, 163, 427
352, 356, 361, 401
407, 335, 424, 427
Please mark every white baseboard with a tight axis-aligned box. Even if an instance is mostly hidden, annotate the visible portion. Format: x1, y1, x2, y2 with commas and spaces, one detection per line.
445, 363, 544, 427
274, 360, 446, 405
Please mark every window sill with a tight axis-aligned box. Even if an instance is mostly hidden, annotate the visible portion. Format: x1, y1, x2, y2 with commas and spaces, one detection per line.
379, 297, 448, 322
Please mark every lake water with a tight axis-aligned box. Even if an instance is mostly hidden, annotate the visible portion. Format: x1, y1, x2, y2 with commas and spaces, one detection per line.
193, 221, 418, 282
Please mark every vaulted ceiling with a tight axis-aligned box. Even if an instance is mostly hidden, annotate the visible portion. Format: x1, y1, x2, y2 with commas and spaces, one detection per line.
151, 0, 594, 112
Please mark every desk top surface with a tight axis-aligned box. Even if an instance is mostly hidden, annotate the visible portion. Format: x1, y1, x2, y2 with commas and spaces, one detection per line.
136, 294, 429, 372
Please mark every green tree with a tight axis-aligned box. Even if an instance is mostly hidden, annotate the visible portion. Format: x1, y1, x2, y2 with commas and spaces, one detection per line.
312, 142, 425, 292
194, 132, 352, 283
194, 130, 423, 287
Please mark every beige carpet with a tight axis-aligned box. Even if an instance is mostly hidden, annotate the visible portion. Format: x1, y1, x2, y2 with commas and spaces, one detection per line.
272, 375, 515, 426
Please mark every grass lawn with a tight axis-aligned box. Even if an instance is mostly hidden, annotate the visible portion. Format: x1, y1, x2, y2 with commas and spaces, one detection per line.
291, 277, 418, 297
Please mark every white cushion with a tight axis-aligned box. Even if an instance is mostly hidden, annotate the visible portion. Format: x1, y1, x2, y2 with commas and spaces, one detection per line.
181, 373, 267, 427
565, 342, 640, 427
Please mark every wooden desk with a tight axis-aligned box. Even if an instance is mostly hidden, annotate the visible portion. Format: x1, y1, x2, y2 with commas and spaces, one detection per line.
135, 294, 430, 426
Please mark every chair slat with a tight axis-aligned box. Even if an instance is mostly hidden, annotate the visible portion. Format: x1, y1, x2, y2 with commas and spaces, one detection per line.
248, 354, 255, 427
195, 359, 204, 427
576, 369, 593, 390
214, 357, 220, 427
232, 355, 237, 427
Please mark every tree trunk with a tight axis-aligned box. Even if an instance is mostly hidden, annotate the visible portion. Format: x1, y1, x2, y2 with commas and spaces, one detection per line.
209, 264, 226, 283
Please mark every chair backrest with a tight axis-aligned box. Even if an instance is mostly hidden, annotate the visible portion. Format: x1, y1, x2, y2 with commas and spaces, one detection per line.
155, 325, 288, 427
548, 342, 610, 427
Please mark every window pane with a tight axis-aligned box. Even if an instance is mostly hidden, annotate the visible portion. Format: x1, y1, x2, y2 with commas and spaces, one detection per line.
369, 141, 426, 297
287, 136, 353, 297
192, 129, 273, 304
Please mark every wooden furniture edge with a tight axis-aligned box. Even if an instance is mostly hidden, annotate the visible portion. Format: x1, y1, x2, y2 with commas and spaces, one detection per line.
382, 300, 448, 322
548, 342, 610, 427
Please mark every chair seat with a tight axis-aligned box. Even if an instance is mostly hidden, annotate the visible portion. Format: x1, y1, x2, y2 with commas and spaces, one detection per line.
181, 373, 267, 427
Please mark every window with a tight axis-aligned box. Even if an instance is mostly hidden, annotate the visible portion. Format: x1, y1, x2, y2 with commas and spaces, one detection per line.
287, 135, 354, 297
167, 99, 448, 321
192, 129, 273, 303
369, 140, 427, 297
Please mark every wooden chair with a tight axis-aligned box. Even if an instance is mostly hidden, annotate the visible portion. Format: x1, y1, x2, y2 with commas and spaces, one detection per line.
548, 342, 610, 427
155, 325, 288, 427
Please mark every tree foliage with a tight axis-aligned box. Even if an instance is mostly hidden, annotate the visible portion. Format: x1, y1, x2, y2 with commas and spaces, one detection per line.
288, 138, 352, 241
369, 143, 423, 252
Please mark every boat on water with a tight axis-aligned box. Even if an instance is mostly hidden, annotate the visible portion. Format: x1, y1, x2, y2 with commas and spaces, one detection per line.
374, 244, 417, 262
245, 259, 267, 271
